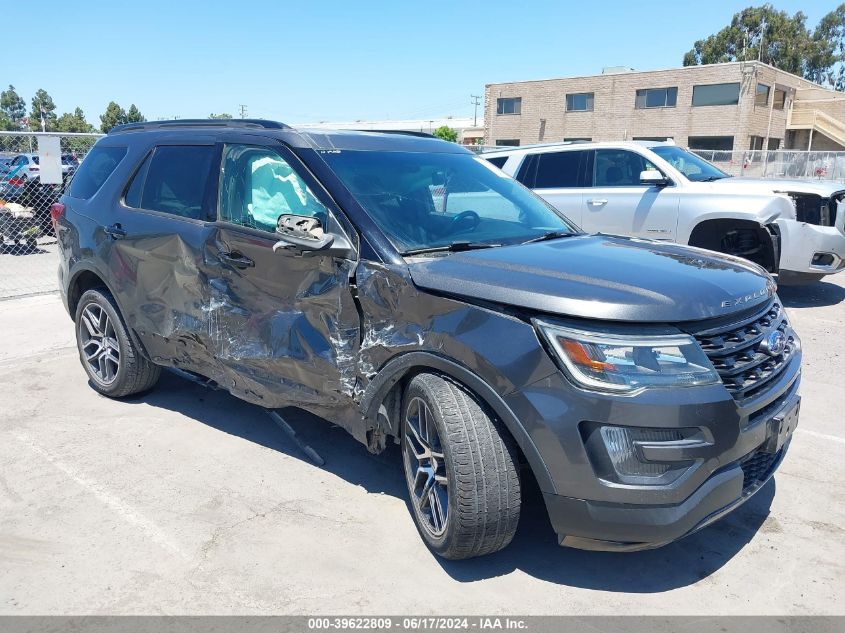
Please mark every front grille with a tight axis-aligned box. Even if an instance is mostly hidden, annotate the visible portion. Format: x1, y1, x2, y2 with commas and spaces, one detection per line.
740, 448, 780, 491
690, 298, 796, 403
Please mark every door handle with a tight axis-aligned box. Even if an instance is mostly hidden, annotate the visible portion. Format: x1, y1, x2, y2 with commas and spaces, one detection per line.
103, 224, 126, 239
220, 251, 255, 269
586, 198, 608, 206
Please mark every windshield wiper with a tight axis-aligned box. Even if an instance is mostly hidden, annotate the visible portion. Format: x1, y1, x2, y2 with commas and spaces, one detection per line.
699, 175, 728, 182
520, 230, 576, 244
403, 241, 501, 256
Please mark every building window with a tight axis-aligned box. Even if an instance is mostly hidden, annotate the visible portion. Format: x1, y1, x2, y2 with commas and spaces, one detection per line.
755, 83, 770, 106
566, 92, 594, 112
496, 97, 521, 115
635, 87, 678, 109
495, 139, 520, 146
773, 88, 786, 110
750, 136, 782, 151
564, 137, 591, 142
691, 83, 741, 106
688, 136, 735, 150
633, 136, 674, 141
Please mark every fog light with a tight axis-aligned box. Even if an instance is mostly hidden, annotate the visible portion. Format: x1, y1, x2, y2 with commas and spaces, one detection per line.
585, 425, 701, 485
811, 252, 835, 267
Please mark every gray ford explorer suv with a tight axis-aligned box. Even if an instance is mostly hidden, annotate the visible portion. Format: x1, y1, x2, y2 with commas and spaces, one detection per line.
53, 120, 801, 559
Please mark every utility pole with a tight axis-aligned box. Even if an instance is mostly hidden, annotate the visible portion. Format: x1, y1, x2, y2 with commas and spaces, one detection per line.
238, 104, 248, 118
471, 95, 481, 127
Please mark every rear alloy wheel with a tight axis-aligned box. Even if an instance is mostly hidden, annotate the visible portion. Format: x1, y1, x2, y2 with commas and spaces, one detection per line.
79, 302, 120, 385
74, 288, 161, 398
402, 373, 521, 559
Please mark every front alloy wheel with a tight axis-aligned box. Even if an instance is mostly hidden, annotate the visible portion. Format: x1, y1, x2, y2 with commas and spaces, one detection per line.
403, 396, 449, 536
401, 373, 521, 559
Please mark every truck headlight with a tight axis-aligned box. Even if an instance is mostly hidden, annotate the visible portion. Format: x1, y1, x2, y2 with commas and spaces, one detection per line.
535, 321, 719, 392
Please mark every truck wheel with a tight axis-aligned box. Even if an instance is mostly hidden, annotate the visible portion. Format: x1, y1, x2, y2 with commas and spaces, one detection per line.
74, 288, 160, 398
401, 372, 521, 559
720, 228, 765, 263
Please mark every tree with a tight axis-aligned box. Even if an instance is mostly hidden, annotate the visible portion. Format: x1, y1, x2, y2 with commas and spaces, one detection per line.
433, 125, 458, 142
125, 104, 146, 124
56, 108, 94, 133
1, 85, 26, 130
808, 4, 845, 90
29, 89, 58, 131
100, 101, 127, 133
209, 112, 233, 119
683, 3, 845, 90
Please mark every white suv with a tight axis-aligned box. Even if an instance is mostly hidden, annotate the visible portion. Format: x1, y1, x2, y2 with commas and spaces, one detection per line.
484, 141, 845, 284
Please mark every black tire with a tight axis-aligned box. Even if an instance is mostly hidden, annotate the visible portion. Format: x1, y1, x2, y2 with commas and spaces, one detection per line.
74, 288, 160, 398
402, 372, 521, 559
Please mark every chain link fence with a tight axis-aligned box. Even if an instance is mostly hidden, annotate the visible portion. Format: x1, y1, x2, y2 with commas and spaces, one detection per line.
690, 149, 845, 181
0, 132, 102, 299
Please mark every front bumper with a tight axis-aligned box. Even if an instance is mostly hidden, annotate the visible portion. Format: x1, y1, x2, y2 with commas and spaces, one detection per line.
776, 217, 845, 276
546, 441, 788, 551
505, 346, 801, 551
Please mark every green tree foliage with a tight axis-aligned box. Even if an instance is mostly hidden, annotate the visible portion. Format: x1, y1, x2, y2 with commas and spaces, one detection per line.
1, 85, 26, 130
100, 101, 127, 133
433, 125, 458, 142
209, 112, 233, 119
809, 5, 845, 89
125, 104, 146, 124
683, 4, 845, 90
29, 89, 58, 131
56, 108, 95, 133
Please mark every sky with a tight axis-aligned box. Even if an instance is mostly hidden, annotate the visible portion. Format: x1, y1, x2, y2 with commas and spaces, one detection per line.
7, 0, 839, 126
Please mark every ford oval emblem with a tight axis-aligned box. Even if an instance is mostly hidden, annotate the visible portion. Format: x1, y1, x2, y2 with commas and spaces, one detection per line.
760, 331, 787, 357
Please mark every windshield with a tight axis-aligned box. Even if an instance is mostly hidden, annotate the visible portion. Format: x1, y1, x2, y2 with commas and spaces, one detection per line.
651, 146, 729, 182
321, 150, 577, 254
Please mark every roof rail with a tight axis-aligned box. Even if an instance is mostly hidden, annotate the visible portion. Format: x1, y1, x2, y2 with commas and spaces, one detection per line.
108, 119, 289, 135
354, 129, 435, 138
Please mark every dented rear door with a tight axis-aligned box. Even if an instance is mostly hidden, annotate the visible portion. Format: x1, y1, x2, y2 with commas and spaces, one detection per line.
100, 140, 221, 372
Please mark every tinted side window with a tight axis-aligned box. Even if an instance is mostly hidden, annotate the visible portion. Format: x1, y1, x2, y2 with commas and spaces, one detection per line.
127, 145, 216, 219
594, 150, 658, 187
219, 145, 328, 233
484, 156, 508, 169
124, 152, 151, 208
67, 146, 127, 199
534, 150, 585, 188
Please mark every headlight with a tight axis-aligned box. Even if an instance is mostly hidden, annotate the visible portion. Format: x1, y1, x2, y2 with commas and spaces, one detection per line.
535, 321, 719, 392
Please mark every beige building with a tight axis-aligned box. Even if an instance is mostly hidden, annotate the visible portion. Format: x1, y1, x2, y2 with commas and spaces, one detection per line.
484, 61, 845, 151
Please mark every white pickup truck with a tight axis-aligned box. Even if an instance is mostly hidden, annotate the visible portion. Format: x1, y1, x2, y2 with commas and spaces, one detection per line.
483, 141, 845, 284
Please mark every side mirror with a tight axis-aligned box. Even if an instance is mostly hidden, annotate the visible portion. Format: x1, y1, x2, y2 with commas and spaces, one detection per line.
273, 214, 354, 259
640, 170, 670, 187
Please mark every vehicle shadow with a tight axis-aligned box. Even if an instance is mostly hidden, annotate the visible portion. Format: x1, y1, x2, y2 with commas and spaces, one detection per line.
778, 280, 845, 308
119, 370, 775, 592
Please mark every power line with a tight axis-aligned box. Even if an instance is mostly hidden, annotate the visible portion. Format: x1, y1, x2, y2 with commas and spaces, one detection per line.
471, 95, 481, 127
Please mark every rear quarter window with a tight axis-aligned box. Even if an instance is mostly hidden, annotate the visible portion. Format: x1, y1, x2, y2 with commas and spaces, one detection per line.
484, 156, 508, 169
67, 146, 128, 199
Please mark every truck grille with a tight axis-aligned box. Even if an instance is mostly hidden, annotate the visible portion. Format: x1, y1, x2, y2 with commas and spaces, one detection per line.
690, 299, 796, 403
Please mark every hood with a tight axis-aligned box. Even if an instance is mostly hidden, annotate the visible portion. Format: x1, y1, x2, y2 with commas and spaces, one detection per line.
407, 235, 775, 322
730, 177, 845, 197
